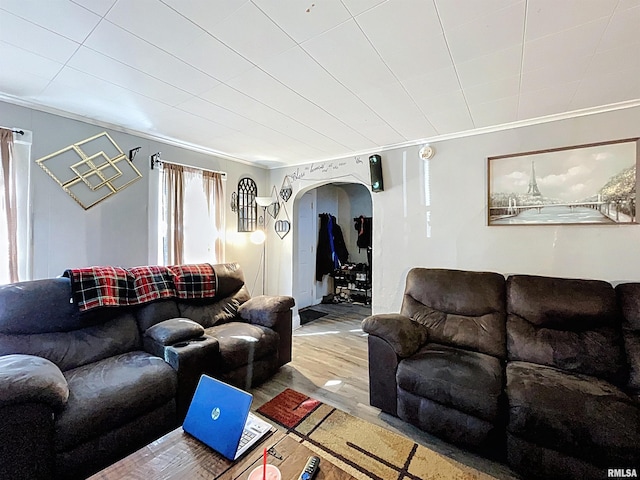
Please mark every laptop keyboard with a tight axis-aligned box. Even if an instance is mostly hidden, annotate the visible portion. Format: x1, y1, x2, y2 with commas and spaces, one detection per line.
238, 428, 257, 449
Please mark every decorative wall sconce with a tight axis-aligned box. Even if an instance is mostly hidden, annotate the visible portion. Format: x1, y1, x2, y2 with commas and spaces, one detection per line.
35, 132, 143, 210
233, 181, 290, 233
274, 201, 291, 239
237, 177, 258, 232
280, 175, 293, 202
230, 192, 238, 213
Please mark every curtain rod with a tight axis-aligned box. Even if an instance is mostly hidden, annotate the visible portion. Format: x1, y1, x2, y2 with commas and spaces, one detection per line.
0, 126, 24, 135
150, 152, 227, 179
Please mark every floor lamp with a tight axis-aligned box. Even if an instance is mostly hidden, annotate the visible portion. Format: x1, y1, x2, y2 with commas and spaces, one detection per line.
252, 196, 274, 295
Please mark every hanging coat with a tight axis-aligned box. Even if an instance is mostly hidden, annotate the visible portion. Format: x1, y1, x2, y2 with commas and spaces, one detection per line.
332, 219, 349, 265
316, 214, 349, 281
354, 216, 372, 250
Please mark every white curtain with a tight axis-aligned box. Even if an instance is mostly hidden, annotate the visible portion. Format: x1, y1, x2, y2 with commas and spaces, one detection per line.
0, 128, 17, 283
202, 170, 225, 263
161, 163, 225, 265
162, 162, 184, 265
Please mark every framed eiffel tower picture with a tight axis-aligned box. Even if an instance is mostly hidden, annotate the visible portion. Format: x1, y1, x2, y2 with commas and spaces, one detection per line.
487, 138, 639, 226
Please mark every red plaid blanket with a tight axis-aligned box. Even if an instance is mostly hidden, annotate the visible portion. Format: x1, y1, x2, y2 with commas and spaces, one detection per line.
168, 264, 217, 299
63, 266, 133, 311
129, 265, 176, 304
63, 264, 217, 311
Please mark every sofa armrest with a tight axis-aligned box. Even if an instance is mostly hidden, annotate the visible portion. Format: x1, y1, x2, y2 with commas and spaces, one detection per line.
144, 318, 205, 346
238, 295, 295, 367
238, 295, 295, 328
167, 336, 221, 420
143, 333, 220, 422
142, 319, 220, 420
362, 314, 428, 358
0, 354, 69, 411
0, 355, 66, 479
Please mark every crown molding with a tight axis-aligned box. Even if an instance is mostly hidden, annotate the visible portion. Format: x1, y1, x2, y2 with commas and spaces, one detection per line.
3, 93, 639, 170
0, 94, 265, 169
287, 99, 640, 169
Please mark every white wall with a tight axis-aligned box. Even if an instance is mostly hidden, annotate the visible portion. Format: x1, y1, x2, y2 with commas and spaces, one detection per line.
1, 101, 268, 293
5, 101, 639, 312
336, 183, 372, 265
269, 106, 640, 314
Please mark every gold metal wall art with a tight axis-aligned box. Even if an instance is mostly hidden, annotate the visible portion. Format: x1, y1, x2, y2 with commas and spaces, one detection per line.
36, 132, 143, 209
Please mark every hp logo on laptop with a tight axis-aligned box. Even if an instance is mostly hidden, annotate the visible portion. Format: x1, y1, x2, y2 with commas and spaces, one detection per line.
211, 407, 221, 421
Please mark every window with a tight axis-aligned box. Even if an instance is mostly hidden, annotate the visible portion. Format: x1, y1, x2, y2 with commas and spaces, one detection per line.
237, 177, 257, 232
0, 129, 32, 284
159, 162, 225, 265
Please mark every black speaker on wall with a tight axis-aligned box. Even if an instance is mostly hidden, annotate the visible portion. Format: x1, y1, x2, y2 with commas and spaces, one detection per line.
369, 154, 384, 192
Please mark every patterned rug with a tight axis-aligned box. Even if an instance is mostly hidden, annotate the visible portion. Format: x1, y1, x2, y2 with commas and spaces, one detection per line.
257, 388, 498, 480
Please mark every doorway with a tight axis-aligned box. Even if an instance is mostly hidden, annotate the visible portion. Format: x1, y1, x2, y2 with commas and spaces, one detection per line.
294, 182, 373, 312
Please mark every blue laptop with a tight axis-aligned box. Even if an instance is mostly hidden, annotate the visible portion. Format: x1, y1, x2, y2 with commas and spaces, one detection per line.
182, 375, 272, 460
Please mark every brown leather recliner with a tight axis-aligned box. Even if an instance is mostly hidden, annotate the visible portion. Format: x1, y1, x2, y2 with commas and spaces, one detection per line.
362, 268, 507, 456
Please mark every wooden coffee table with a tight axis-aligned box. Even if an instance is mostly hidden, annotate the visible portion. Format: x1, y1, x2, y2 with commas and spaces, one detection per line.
89, 427, 356, 479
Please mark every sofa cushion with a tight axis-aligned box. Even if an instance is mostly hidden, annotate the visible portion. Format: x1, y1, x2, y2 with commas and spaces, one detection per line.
623, 332, 640, 391
506, 361, 639, 465
508, 275, 619, 329
205, 322, 278, 372
135, 299, 181, 332
507, 275, 627, 385
178, 294, 248, 328
400, 268, 506, 359
0, 313, 141, 372
55, 351, 177, 452
507, 315, 627, 385
617, 283, 640, 391
0, 278, 79, 334
397, 344, 504, 422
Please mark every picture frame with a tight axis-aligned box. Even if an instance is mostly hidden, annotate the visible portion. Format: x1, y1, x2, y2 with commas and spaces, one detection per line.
487, 138, 639, 226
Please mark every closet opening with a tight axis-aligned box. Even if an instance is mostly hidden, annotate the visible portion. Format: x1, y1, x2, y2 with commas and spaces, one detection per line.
293, 182, 373, 319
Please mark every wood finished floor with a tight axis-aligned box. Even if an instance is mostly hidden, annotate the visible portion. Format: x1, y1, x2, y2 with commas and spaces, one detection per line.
250, 303, 520, 480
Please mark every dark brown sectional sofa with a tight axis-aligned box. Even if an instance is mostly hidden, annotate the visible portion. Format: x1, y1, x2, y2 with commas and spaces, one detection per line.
362, 268, 639, 480
0, 263, 294, 480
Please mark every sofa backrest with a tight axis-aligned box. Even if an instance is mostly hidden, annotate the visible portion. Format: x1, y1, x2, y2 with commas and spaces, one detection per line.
135, 262, 250, 332
616, 283, 640, 392
400, 268, 507, 359
506, 274, 627, 385
0, 278, 140, 371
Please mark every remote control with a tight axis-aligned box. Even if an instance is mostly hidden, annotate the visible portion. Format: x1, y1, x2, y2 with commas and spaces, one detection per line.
298, 455, 320, 480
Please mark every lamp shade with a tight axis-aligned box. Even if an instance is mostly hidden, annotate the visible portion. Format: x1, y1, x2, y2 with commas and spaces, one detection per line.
255, 196, 274, 207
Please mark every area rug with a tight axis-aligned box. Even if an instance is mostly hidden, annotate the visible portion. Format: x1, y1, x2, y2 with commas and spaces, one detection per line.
299, 308, 328, 325
257, 388, 498, 480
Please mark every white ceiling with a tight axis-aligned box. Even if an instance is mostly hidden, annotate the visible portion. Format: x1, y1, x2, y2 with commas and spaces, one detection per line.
1, 0, 639, 167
